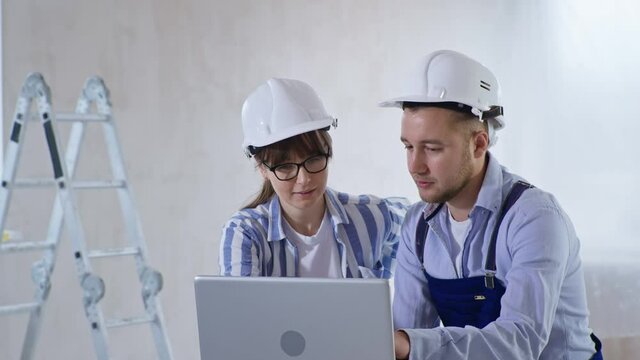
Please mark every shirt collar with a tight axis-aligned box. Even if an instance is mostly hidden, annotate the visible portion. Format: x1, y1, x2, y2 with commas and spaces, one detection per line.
324, 187, 349, 225
266, 195, 287, 242
265, 187, 347, 242
472, 152, 504, 215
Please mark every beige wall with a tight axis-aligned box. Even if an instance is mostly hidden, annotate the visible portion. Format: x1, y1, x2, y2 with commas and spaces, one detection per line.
2, 1, 639, 359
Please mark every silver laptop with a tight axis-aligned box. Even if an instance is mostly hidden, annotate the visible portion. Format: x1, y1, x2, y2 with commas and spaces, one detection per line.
194, 276, 394, 360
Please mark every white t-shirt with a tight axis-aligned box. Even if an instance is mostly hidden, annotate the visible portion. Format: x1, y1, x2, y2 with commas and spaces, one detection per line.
283, 211, 342, 278
447, 208, 472, 277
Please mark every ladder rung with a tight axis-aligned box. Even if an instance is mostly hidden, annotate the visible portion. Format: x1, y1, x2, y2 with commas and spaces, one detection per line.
72, 180, 126, 189
11, 179, 57, 188
0, 302, 40, 315
29, 113, 109, 122
0, 240, 55, 253
88, 247, 139, 259
56, 113, 109, 122
105, 315, 153, 329
11, 179, 125, 189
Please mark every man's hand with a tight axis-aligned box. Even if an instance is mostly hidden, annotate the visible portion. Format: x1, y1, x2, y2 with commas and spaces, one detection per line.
394, 330, 410, 360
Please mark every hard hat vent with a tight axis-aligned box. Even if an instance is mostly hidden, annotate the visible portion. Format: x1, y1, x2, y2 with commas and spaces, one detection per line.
480, 80, 491, 91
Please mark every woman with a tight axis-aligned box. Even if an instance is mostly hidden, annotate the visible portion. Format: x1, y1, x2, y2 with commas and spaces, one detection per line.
219, 78, 408, 278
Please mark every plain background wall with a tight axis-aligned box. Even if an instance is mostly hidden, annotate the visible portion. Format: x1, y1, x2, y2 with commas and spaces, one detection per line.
2, 1, 639, 359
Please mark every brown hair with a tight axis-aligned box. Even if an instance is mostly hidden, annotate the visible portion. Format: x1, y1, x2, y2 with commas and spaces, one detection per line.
243, 130, 333, 209
402, 101, 488, 138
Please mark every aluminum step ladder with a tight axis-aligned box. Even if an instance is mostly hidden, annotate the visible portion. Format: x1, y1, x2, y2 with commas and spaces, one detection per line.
0, 73, 173, 360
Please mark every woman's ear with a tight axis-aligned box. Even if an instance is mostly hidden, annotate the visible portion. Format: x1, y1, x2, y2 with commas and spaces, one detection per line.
258, 163, 269, 180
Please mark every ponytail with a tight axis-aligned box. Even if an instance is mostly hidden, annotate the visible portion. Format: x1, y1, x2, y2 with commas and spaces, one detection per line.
243, 179, 275, 209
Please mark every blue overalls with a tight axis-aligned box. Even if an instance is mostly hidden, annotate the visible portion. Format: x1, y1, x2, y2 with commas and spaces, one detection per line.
415, 181, 603, 359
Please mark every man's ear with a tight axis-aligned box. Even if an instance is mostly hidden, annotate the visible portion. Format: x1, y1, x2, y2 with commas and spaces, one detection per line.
472, 130, 490, 158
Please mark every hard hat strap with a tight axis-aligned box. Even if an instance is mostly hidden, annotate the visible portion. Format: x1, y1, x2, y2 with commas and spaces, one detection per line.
483, 106, 504, 120
403, 101, 473, 114
473, 105, 504, 123
245, 145, 260, 158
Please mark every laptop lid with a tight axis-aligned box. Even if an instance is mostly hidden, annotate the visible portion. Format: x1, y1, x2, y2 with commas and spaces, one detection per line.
194, 276, 394, 360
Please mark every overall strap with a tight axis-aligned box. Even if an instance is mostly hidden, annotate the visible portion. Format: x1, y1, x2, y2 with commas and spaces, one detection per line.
414, 181, 534, 288
415, 203, 444, 266
484, 180, 534, 288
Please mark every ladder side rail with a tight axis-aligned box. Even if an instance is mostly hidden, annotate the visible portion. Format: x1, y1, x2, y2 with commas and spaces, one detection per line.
82, 76, 174, 360
144, 291, 174, 360
22, 103, 89, 359
0, 73, 67, 360
14, 73, 56, 360
107, 122, 152, 270
0, 82, 40, 360
21, 203, 62, 360
0, 79, 36, 233
34, 79, 111, 360
81, 78, 153, 267
102, 116, 175, 360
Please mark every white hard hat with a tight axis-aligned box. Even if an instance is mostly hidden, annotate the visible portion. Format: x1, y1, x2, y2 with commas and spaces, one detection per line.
241, 78, 337, 157
380, 50, 505, 133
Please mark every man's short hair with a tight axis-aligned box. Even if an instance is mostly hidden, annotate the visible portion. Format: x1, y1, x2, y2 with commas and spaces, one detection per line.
402, 101, 487, 136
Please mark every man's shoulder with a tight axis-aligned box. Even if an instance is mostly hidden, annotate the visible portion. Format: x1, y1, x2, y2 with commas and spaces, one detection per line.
495, 161, 561, 211
498, 178, 568, 225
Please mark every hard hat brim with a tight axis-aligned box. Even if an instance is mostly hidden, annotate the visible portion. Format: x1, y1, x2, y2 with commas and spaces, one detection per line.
242, 117, 335, 149
379, 95, 505, 130
379, 95, 483, 108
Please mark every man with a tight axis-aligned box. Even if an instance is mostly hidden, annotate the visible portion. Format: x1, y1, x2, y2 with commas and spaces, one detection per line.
380, 50, 602, 359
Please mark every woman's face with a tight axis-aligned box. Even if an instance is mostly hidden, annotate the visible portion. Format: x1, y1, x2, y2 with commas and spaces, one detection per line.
260, 152, 329, 215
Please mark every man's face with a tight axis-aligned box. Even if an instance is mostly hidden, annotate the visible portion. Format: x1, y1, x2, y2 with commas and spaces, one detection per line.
400, 107, 476, 204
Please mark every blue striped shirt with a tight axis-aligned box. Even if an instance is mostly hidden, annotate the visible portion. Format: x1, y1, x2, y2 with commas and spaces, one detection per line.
219, 187, 409, 278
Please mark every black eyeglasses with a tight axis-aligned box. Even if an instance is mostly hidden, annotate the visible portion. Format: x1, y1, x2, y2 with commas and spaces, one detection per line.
262, 154, 329, 181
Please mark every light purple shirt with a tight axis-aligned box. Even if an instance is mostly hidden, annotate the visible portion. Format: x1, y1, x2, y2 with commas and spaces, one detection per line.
393, 153, 596, 360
